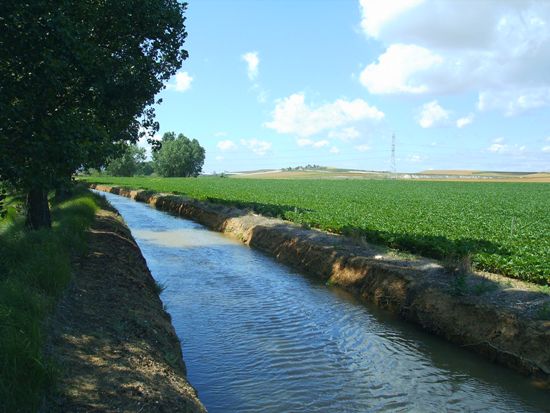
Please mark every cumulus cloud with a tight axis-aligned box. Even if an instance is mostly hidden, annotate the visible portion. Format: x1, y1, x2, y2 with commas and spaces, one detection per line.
487, 138, 526, 154
357, 1, 550, 114
456, 113, 474, 128
167, 71, 193, 92
541, 146, 550, 153
359, 0, 425, 38
330, 146, 340, 154
328, 127, 360, 141
240, 138, 272, 156
265, 93, 384, 137
217, 140, 237, 151
360, 43, 443, 94
477, 87, 550, 116
417, 100, 449, 128
242, 51, 260, 80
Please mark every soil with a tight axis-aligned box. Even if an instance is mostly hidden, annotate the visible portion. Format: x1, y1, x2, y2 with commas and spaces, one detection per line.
90, 184, 550, 385
43, 206, 206, 412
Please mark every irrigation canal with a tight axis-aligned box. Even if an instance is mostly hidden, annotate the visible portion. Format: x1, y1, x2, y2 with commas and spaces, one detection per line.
100, 191, 549, 413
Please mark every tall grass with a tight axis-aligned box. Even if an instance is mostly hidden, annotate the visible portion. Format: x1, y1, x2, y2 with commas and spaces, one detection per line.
0, 188, 100, 413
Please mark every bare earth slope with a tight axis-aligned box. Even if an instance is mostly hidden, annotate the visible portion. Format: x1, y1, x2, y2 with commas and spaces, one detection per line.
44, 207, 206, 412
90, 184, 550, 385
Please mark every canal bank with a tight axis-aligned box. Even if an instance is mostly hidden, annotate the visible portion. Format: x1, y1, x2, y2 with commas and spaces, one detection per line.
90, 184, 550, 383
44, 199, 206, 412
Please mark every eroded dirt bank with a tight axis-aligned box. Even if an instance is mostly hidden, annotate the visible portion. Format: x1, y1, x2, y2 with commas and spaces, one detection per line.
91, 184, 550, 384
44, 201, 207, 412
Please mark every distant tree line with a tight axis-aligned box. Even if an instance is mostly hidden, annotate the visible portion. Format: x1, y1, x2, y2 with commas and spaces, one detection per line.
100, 132, 205, 177
283, 164, 325, 171
0, 1, 189, 229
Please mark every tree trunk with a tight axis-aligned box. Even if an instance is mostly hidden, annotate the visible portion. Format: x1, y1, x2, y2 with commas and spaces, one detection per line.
26, 187, 51, 229
54, 182, 73, 203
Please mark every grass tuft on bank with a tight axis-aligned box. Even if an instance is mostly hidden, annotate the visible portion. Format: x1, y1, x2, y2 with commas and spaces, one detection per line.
0, 188, 101, 413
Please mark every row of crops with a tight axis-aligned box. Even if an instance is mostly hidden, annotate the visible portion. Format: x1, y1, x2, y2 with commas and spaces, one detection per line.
84, 176, 550, 285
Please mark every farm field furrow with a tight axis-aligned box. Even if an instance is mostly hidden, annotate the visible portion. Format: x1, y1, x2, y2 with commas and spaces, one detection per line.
84, 176, 550, 284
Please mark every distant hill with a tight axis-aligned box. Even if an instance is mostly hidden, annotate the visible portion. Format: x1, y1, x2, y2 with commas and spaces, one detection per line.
223, 168, 550, 182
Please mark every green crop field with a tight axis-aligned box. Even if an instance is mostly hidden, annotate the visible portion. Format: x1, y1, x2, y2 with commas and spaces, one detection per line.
84, 176, 550, 285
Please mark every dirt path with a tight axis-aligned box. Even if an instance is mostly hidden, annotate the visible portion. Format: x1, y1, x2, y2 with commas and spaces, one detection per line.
43, 207, 206, 412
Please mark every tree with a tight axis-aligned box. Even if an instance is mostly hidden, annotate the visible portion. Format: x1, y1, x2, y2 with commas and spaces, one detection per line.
0, 1, 188, 228
154, 132, 205, 177
136, 161, 155, 176
105, 144, 146, 177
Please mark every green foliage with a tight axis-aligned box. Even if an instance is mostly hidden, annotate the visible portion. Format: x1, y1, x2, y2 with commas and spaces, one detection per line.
0, 189, 100, 412
153, 132, 205, 177
136, 161, 155, 176
105, 144, 146, 177
83, 177, 550, 284
0, 0, 188, 227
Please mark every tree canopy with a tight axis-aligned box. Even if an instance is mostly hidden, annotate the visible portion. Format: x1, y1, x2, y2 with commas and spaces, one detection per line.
0, 0, 188, 228
154, 132, 205, 177
105, 144, 146, 177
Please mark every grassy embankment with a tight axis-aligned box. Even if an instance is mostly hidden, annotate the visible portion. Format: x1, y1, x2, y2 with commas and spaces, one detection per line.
0, 188, 101, 412
83, 176, 549, 285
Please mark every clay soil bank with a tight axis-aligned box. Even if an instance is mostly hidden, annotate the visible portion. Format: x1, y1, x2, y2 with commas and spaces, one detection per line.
44, 201, 206, 412
90, 184, 550, 386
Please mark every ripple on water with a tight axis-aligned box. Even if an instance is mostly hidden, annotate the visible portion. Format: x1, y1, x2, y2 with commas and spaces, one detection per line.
99, 191, 549, 413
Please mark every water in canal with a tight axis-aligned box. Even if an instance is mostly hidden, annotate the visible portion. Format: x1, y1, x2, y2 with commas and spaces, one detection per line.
100, 191, 549, 412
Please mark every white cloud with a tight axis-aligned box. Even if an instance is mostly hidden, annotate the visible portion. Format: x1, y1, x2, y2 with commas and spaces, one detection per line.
217, 140, 237, 151
360, 44, 443, 94
408, 154, 426, 162
297, 138, 313, 147
265, 93, 384, 137
313, 139, 330, 148
328, 127, 360, 141
240, 139, 272, 156
167, 71, 193, 92
487, 143, 507, 153
360, 0, 425, 38
355, 144, 371, 152
477, 87, 550, 116
296, 138, 330, 149
330, 146, 340, 154
542, 146, 550, 153
487, 138, 527, 154
417, 100, 449, 128
456, 113, 474, 128
242, 51, 259, 80
215, 156, 224, 161
357, 1, 550, 114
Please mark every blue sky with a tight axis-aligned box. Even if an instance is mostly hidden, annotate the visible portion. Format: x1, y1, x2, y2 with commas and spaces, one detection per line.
141, 0, 550, 173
